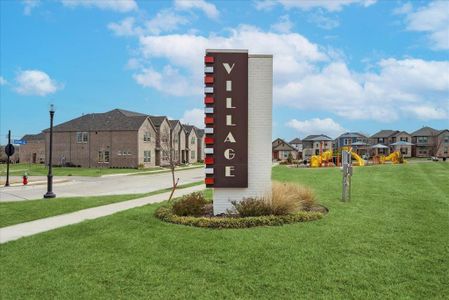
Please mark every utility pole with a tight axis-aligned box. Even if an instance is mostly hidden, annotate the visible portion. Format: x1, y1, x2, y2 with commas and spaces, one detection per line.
4, 130, 14, 187
341, 150, 352, 202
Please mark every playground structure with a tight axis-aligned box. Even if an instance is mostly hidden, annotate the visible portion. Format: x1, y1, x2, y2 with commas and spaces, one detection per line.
309, 145, 405, 168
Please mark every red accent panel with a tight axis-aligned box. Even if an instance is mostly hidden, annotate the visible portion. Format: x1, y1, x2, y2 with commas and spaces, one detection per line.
204, 76, 214, 84
204, 56, 214, 63
205, 137, 214, 144
204, 96, 214, 104
205, 177, 214, 185
205, 156, 214, 165
205, 117, 214, 125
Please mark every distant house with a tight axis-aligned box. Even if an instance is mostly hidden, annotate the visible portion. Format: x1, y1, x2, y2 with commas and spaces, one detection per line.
411, 126, 448, 158
272, 138, 298, 161
369, 130, 399, 155
391, 131, 412, 158
289, 138, 302, 152
19, 133, 45, 164
149, 115, 171, 166
195, 128, 205, 162
302, 134, 333, 160
45, 109, 158, 168
335, 132, 369, 148
168, 120, 186, 164
183, 125, 199, 163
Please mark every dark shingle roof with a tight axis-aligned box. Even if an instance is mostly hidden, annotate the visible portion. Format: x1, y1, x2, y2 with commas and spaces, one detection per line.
273, 142, 296, 151
195, 128, 204, 138
183, 124, 194, 134
149, 116, 167, 127
168, 120, 180, 129
50, 109, 149, 132
338, 132, 368, 139
303, 134, 333, 141
391, 131, 410, 137
22, 133, 45, 141
289, 138, 301, 144
411, 126, 439, 137
370, 130, 399, 138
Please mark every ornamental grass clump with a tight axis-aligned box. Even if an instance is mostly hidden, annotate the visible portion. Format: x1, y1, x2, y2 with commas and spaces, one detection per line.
232, 182, 317, 217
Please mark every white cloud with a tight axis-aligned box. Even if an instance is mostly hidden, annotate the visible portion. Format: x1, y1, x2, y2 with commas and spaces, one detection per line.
146, 10, 189, 35
402, 105, 448, 120
108, 17, 143, 37
61, 0, 137, 12
120, 24, 447, 122
133, 65, 200, 97
271, 15, 293, 33
23, 0, 40, 15
0, 76, 7, 85
15, 70, 62, 96
256, 0, 376, 12
180, 108, 204, 128
308, 12, 340, 29
174, 0, 219, 18
399, 1, 449, 50
286, 118, 346, 138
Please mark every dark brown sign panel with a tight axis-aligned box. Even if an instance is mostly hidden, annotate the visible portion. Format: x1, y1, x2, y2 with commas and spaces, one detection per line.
204, 50, 248, 188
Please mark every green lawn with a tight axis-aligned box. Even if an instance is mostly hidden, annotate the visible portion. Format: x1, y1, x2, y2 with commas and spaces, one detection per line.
0, 163, 163, 177
1, 163, 448, 299
0, 181, 203, 228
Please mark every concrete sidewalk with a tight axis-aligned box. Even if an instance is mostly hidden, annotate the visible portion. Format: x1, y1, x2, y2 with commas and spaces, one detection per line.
0, 184, 205, 244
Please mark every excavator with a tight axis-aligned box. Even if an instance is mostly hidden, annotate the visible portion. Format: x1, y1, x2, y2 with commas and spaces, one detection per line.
379, 151, 405, 164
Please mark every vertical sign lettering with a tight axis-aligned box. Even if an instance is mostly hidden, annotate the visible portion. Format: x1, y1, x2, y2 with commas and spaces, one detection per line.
204, 51, 248, 187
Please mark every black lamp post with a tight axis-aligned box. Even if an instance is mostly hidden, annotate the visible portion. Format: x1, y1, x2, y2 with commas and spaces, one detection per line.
44, 104, 56, 198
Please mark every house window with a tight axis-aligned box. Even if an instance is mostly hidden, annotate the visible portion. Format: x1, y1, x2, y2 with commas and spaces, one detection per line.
175, 150, 179, 160
400, 137, 409, 142
161, 136, 169, 143
417, 137, 428, 144
162, 150, 169, 160
174, 136, 179, 144
191, 150, 195, 159
98, 151, 110, 163
191, 137, 195, 145
444, 147, 448, 154
144, 150, 151, 162
76, 132, 88, 143
378, 138, 384, 143
444, 136, 449, 143
144, 132, 151, 142
401, 148, 408, 155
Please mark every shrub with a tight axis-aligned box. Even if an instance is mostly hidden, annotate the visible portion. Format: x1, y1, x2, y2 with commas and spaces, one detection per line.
231, 198, 272, 217
287, 153, 294, 164
155, 206, 323, 229
172, 192, 208, 217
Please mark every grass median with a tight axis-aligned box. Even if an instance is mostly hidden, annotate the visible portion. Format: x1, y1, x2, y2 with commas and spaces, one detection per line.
1, 163, 448, 298
0, 181, 204, 227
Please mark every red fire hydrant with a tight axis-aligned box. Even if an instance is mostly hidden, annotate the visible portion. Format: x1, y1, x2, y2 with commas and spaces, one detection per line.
23, 173, 28, 185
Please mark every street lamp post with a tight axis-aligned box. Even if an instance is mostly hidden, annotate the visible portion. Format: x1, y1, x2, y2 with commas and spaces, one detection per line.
44, 104, 56, 198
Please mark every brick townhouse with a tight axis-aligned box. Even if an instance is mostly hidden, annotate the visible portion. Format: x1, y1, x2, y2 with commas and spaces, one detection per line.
411, 127, 449, 158
302, 135, 333, 160
195, 128, 205, 162
369, 130, 412, 157
272, 138, 298, 160
44, 109, 158, 168
183, 125, 199, 163
18, 133, 46, 163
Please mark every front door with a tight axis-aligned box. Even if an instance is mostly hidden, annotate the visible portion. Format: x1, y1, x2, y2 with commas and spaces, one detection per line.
32, 153, 37, 163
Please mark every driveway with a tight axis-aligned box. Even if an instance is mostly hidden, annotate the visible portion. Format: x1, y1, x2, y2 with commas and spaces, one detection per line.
0, 168, 204, 202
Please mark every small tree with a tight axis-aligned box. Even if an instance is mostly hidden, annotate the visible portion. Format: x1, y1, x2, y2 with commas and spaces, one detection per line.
287, 152, 293, 164
161, 126, 179, 202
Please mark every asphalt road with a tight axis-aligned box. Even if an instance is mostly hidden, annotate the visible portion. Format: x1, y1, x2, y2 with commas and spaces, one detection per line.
0, 168, 204, 202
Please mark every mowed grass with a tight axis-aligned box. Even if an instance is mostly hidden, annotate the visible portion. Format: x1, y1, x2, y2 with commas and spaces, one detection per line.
0, 181, 203, 228
0, 163, 163, 177
1, 163, 448, 299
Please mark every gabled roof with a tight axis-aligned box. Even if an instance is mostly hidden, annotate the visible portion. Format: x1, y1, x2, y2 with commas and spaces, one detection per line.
168, 120, 181, 129
273, 141, 296, 151
338, 132, 368, 139
183, 124, 196, 135
370, 130, 399, 138
49, 109, 150, 132
195, 128, 204, 138
303, 134, 333, 141
22, 133, 45, 141
438, 129, 449, 136
289, 138, 301, 144
391, 130, 410, 137
411, 126, 440, 137
149, 116, 167, 127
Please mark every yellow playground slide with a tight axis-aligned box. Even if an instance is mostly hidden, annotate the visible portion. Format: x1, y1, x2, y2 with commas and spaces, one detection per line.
380, 151, 404, 164
350, 151, 365, 166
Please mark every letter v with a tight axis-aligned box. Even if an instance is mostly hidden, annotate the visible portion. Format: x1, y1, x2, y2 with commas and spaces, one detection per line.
223, 63, 235, 74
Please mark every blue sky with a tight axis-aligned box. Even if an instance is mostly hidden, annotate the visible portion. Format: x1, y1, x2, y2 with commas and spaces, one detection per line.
1, 0, 448, 144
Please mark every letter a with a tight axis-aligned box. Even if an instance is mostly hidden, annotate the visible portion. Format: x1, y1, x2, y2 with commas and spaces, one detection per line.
223, 63, 235, 74
224, 132, 236, 143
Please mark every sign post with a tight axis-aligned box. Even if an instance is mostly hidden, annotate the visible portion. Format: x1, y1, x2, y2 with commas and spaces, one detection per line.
4, 130, 15, 187
204, 49, 273, 215
341, 150, 352, 202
